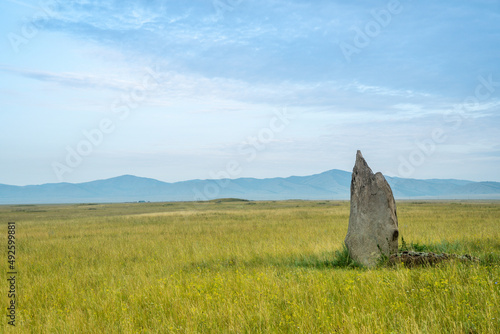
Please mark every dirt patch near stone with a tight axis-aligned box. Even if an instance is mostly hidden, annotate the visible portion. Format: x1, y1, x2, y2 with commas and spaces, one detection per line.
389, 251, 480, 267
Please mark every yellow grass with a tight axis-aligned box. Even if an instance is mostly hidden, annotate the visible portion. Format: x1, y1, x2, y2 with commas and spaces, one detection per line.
1, 200, 499, 333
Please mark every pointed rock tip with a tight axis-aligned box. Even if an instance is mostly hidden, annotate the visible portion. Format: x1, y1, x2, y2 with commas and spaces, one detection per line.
353, 150, 372, 175
355, 150, 366, 165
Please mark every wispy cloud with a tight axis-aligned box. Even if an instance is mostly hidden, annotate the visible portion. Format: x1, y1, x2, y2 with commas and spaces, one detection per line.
0, 65, 138, 91
5, 0, 39, 10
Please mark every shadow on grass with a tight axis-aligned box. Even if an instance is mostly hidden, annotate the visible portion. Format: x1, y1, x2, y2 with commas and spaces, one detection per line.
184, 238, 500, 273
276, 246, 363, 270
184, 246, 364, 273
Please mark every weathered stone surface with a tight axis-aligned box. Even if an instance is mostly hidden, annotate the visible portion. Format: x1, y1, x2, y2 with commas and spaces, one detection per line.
344, 150, 399, 267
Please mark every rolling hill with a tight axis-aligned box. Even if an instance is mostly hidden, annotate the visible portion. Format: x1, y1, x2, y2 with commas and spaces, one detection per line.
1, 170, 499, 204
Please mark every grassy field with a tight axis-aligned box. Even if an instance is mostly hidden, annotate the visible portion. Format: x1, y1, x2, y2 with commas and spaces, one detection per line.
1, 200, 499, 333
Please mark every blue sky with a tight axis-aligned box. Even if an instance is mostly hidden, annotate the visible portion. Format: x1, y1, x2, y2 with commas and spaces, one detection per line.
1, 0, 499, 186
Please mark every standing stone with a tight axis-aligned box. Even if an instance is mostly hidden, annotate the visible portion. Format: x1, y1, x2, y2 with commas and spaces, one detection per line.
344, 150, 399, 267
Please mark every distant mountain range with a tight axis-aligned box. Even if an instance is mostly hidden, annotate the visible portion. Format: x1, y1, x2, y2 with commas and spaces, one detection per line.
1, 169, 500, 205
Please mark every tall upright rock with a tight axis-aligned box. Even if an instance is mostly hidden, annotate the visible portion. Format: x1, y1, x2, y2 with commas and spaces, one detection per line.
345, 150, 399, 267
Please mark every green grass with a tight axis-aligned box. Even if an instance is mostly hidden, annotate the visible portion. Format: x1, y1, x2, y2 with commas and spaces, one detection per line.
1, 200, 499, 333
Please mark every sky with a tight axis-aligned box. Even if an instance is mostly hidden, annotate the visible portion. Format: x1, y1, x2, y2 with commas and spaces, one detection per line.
1, 0, 499, 186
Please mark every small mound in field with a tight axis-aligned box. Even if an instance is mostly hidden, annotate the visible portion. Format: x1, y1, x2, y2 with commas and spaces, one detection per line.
209, 198, 250, 203
389, 251, 479, 267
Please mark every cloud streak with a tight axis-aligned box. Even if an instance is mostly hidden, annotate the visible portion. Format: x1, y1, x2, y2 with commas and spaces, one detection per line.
0, 65, 137, 91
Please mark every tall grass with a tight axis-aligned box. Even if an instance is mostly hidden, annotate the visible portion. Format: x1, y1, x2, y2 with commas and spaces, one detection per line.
1, 200, 499, 333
